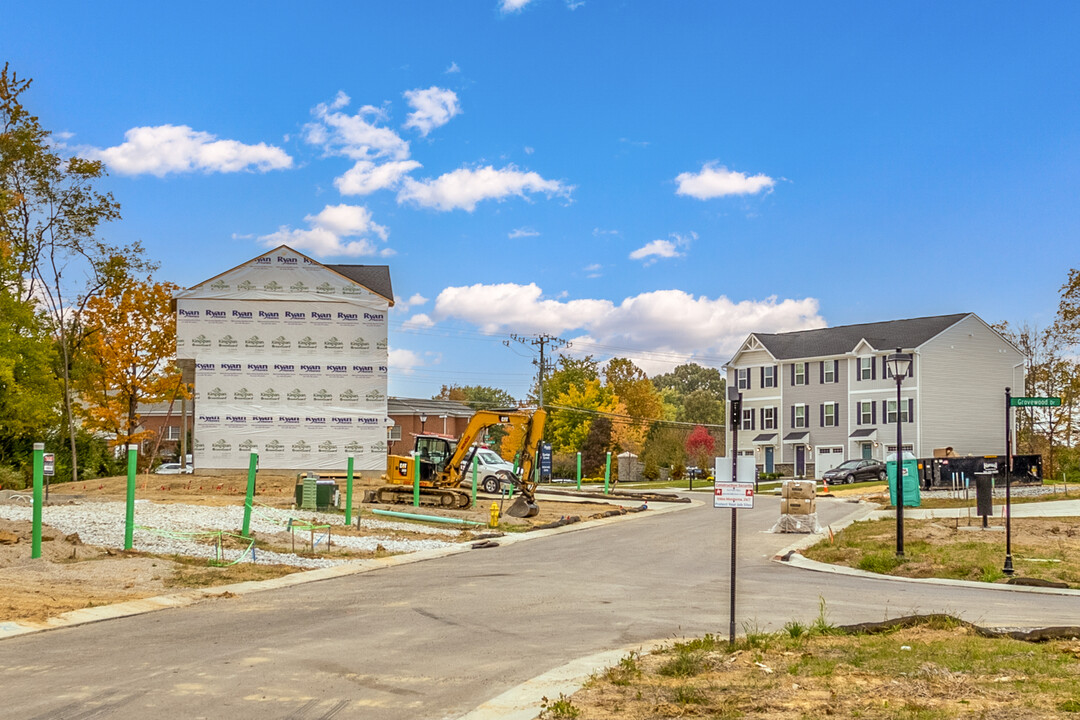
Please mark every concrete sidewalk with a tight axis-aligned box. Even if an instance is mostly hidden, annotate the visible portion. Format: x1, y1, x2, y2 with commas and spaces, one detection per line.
866, 498, 1080, 520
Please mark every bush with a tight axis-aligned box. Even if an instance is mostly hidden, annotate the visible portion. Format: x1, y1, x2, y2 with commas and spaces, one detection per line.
0, 465, 27, 490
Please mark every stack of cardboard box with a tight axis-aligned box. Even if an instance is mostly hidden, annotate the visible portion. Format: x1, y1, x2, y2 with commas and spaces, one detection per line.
781, 479, 816, 515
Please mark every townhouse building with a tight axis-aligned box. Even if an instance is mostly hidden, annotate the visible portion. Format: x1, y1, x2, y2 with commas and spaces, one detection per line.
724, 313, 1025, 478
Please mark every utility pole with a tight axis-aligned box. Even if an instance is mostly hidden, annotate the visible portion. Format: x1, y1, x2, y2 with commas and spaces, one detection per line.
504, 333, 570, 408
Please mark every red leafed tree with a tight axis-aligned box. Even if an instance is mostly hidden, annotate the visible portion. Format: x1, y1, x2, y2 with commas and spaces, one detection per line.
685, 424, 715, 472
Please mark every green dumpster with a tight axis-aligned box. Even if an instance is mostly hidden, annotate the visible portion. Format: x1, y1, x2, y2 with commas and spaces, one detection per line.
887, 451, 920, 507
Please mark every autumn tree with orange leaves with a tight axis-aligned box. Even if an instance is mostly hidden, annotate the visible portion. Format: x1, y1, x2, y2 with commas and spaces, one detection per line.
75, 273, 186, 457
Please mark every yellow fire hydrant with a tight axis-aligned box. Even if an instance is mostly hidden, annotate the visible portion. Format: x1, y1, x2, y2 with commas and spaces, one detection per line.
489, 501, 500, 528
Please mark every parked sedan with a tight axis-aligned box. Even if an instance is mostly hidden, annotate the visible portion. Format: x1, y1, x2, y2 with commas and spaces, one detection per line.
154, 462, 193, 475
822, 459, 887, 484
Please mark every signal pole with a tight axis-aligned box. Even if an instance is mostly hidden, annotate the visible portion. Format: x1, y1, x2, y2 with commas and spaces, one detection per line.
504, 333, 570, 408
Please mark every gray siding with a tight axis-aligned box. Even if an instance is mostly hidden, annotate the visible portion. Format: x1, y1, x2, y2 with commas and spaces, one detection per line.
780, 358, 848, 463
918, 314, 1025, 455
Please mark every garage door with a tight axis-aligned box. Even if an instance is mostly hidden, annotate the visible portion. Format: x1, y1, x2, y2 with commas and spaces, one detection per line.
815, 446, 845, 477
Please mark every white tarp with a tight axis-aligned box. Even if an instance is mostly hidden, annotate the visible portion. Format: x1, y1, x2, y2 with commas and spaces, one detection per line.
176, 247, 390, 471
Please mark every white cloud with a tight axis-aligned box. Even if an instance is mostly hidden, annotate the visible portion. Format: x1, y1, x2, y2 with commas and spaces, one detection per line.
509, 227, 540, 239
304, 94, 410, 161
258, 203, 388, 257
500, 0, 536, 12
593, 227, 619, 237
446, 62, 461, 74
432, 282, 824, 372
393, 293, 429, 312
403, 313, 435, 329
675, 162, 775, 199
389, 348, 425, 375
398, 164, 572, 211
630, 239, 682, 262
403, 87, 461, 136
230, 233, 254, 240
335, 159, 422, 195
629, 231, 696, 265
89, 125, 292, 177
524, 146, 535, 155
584, 263, 602, 278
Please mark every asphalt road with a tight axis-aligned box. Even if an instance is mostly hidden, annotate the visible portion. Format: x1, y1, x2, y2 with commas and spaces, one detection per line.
2, 495, 1079, 720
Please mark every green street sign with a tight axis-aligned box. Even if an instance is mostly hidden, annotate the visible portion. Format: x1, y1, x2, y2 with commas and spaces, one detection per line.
1010, 396, 1062, 408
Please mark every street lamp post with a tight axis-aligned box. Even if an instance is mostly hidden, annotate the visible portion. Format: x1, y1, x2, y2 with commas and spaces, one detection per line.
419, 413, 427, 433
886, 348, 912, 558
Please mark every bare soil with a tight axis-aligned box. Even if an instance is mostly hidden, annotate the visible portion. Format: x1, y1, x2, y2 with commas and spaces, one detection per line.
0, 474, 622, 626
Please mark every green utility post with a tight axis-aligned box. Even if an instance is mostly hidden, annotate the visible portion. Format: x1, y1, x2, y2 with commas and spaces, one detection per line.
604, 451, 612, 494
413, 455, 420, 506
576, 452, 582, 491
32, 443, 44, 559
345, 454, 355, 525
242, 452, 258, 538
124, 444, 137, 550
471, 456, 478, 507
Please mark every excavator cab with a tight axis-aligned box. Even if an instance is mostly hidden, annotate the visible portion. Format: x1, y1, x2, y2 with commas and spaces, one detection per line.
413, 435, 456, 481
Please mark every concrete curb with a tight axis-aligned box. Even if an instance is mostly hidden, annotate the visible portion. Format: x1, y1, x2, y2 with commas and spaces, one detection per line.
0, 497, 696, 642
771, 499, 1080, 598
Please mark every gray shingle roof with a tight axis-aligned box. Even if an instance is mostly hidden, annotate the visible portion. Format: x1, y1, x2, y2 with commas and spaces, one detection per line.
325, 264, 393, 303
751, 313, 971, 360
387, 397, 474, 417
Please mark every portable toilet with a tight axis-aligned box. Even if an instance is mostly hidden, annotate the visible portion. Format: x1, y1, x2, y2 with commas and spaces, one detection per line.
887, 451, 920, 507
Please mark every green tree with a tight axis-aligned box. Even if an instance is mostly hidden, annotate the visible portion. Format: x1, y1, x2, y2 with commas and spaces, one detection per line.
580, 415, 613, 477
1, 64, 149, 481
434, 384, 517, 410
0, 243, 60, 466
546, 379, 617, 453
652, 362, 726, 397
679, 388, 723, 425
652, 362, 726, 427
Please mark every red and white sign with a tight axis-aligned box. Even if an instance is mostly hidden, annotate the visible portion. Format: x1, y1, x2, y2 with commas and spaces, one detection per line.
714, 482, 754, 509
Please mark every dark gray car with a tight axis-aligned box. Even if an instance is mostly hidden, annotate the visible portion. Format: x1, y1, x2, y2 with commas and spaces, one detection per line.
822, 458, 887, 484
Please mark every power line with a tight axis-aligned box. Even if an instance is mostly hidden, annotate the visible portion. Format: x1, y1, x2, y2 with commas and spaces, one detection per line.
544, 403, 725, 430
504, 333, 570, 408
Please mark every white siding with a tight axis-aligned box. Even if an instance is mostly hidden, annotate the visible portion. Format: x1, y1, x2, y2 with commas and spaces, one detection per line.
919, 314, 1025, 455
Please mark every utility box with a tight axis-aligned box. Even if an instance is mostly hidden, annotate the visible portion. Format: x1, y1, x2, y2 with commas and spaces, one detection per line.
887, 452, 920, 507
295, 475, 338, 510
973, 471, 994, 519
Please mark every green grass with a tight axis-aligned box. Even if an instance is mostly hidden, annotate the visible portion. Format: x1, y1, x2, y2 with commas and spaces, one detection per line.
804, 517, 1080, 585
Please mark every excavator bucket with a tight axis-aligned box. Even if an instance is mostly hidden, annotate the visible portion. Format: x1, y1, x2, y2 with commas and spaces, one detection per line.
505, 494, 539, 518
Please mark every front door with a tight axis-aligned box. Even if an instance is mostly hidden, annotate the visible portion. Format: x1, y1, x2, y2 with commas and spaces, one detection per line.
795, 445, 806, 478
862, 443, 873, 460
764, 446, 774, 474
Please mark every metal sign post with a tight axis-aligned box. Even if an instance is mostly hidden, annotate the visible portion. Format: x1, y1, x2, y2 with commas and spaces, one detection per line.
725, 387, 743, 648
1004, 388, 1014, 575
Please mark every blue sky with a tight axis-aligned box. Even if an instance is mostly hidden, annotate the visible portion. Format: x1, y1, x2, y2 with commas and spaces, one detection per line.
5, 1, 1079, 399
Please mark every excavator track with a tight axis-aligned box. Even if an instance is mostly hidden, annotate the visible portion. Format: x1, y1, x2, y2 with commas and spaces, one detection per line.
374, 485, 471, 509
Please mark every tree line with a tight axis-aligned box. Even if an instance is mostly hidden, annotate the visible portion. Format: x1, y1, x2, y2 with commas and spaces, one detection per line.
1, 65, 182, 486
436, 358, 727, 480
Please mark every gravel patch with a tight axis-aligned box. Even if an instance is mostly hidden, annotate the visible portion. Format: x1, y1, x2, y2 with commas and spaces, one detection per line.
922, 484, 1070, 500
0, 500, 462, 569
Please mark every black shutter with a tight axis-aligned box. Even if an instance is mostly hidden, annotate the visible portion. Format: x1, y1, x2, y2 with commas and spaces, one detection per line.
907, 398, 914, 423
752, 410, 756, 431
833, 360, 838, 382
760, 366, 764, 387
790, 405, 795, 428
855, 402, 861, 426
871, 357, 877, 380
819, 404, 824, 427
908, 356, 914, 378
855, 359, 861, 382
872, 402, 877, 425
819, 361, 824, 383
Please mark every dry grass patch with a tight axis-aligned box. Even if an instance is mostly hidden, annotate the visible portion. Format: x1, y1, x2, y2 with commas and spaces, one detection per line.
560, 620, 1080, 719
805, 517, 1080, 586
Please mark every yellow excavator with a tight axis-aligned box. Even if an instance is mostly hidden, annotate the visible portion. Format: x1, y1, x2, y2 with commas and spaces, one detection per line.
377, 408, 546, 518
